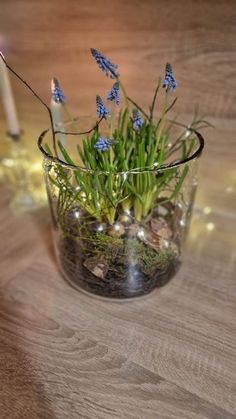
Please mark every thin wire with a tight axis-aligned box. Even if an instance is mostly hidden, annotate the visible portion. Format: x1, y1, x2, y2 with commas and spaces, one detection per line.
38, 127, 205, 175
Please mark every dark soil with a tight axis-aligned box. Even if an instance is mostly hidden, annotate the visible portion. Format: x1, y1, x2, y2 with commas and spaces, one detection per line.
58, 236, 180, 299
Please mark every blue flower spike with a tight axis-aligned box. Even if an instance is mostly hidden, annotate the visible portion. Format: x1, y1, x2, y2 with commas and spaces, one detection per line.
132, 109, 144, 131
96, 95, 110, 119
91, 48, 119, 79
94, 137, 114, 152
107, 82, 120, 105
51, 78, 66, 104
162, 63, 177, 92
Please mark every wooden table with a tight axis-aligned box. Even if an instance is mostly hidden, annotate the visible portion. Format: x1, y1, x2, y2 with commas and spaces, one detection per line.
0, 1, 236, 418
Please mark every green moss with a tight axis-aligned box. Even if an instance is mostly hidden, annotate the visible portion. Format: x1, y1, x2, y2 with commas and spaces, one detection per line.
83, 232, 127, 263
90, 233, 176, 273
128, 238, 176, 275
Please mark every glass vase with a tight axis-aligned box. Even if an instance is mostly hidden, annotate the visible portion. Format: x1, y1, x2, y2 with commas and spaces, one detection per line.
38, 122, 204, 299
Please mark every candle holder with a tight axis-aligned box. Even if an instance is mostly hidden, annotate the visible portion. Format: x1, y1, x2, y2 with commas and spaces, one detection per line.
0, 133, 47, 213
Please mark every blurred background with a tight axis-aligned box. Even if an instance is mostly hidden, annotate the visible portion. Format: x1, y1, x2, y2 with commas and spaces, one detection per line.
0, 0, 235, 227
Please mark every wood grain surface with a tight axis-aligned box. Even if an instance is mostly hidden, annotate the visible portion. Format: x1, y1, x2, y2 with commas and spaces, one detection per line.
0, 1, 236, 418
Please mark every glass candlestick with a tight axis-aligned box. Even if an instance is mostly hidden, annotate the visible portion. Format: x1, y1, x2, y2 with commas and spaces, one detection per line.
0, 133, 47, 213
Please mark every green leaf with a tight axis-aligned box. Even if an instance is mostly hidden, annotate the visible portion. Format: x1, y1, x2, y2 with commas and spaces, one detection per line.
120, 108, 129, 135
76, 144, 86, 166
44, 143, 53, 156
57, 140, 75, 165
150, 78, 161, 120
125, 181, 145, 203
161, 165, 189, 203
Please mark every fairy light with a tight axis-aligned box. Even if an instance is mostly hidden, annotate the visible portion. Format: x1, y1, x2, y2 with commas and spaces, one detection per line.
114, 223, 121, 231
73, 210, 80, 219
31, 161, 42, 171
203, 206, 212, 215
97, 224, 104, 232
184, 126, 191, 138
1, 157, 14, 167
137, 228, 145, 239
206, 222, 215, 232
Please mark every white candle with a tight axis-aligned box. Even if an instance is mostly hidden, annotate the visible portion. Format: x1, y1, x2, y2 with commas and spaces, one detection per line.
0, 52, 21, 138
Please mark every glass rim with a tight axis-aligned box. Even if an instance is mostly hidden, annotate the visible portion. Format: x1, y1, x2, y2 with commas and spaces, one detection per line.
38, 127, 204, 175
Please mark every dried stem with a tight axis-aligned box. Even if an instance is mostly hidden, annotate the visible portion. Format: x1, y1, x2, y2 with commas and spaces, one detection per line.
54, 117, 104, 136
0, 52, 58, 157
127, 96, 150, 120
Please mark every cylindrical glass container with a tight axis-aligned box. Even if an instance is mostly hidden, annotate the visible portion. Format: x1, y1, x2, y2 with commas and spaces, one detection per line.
38, 122, 204, 299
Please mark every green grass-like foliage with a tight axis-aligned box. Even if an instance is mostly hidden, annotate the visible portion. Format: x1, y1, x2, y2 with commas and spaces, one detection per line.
47, 83, 209, 225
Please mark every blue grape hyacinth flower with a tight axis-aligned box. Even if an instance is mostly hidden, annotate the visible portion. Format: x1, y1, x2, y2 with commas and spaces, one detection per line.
96, 95, 110, 119
107, 81, 120, 105
51, 78, 66, 104
162, 63, 177, 92
91, 48, 118, 79
132, 109, 144, 130
94, 137, 114, 151
107, 82, 120, 105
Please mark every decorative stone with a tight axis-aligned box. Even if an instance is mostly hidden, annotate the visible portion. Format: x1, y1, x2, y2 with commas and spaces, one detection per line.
108, 222, 125, 237
118, 213, 132, 225
157, 201, 175, 217
150, 218, 172, 240
137, 228, 167, 251
157, 205, 169, 217
128, 223, 139, 237
83, 257, 108, 279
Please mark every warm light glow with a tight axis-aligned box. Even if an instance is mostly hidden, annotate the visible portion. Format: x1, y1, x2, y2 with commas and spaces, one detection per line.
97, 223, 104, 232
203, 206, 212, 215
74, 210, 80, 219
184, 128, 191, 138
1, 158, 14, 167
206, 222, 215, 232
114, 223, 121, 231
225, 186, 234, 194
137, 228, 145, 238
31, 161, 42, 171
